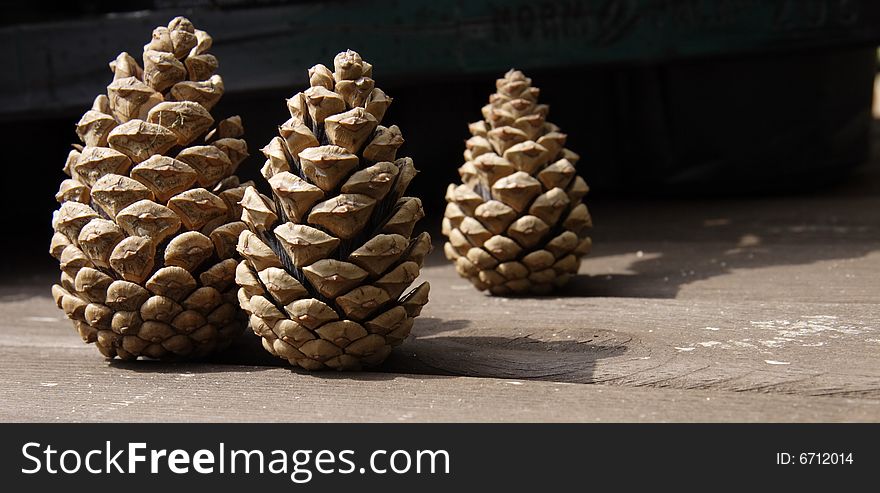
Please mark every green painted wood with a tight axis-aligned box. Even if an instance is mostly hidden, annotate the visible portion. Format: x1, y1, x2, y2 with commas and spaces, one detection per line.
2, 0, 880, 118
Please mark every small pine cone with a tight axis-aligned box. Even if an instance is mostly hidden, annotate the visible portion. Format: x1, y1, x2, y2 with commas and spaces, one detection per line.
443, 70, 592, 295
235, 50, 430, 371
50, 17, 250, 360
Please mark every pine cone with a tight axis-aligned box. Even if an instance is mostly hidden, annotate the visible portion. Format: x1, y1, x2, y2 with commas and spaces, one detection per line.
442, 70, 592, 295
235, 50, 430, 371
50, 17, 251, 359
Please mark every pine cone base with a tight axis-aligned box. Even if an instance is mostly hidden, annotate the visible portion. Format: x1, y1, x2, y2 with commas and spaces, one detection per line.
447, 241, 591, 296
51, 281, 243, 360
237, 260, 428, 370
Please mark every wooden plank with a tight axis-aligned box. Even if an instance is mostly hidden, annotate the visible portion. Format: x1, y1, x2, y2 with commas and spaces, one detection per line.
379, 189, 880, 397
574, 188, 880, 304
3, 262, 879, 405
3, 0, 880, 118
390, 277, 880, 398
1, 343, 877, 422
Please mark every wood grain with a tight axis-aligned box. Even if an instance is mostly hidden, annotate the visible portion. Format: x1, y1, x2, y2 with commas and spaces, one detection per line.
380, 187, 880, 400
1, 343, 877, 423
1, 255, 878, 422
392, 284, 880, 397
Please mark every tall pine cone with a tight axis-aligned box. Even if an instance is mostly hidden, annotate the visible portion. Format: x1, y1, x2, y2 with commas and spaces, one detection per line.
50, 17, 251, 359
236, 50, 430, 371
443, 70, 592, 295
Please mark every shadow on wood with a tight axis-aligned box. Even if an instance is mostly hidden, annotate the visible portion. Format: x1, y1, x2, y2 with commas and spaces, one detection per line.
567, 186, 880, 300
384, 316, 629, 382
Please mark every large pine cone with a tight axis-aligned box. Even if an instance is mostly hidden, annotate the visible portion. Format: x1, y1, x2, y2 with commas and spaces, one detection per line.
236, 50, 430, 371
50, 17, 251, 359
443, 70, 592, 295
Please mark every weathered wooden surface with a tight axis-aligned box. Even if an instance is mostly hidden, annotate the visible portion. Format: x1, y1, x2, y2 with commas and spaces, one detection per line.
2, 344, 878, 422
386, 196, 880, 397
2, 167, 879, 421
